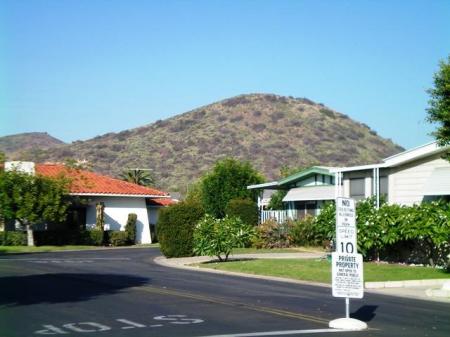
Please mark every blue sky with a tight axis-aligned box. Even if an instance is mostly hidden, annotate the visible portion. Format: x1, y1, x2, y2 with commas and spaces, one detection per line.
1, 0, 449, 149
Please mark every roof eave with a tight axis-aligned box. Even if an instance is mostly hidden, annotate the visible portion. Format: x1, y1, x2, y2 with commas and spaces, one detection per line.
69, 193, 169, 198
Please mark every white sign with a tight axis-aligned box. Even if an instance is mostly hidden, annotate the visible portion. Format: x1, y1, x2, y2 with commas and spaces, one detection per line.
332, 252, 364, 299
336, 197, 356, 254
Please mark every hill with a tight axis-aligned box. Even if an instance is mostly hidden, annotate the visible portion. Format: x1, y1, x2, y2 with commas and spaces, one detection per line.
3, 94, 403, 192
0, 132, 65, 160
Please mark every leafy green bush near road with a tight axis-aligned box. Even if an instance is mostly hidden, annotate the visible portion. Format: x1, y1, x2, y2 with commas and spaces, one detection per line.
285, 198, 450, 266
157, 200, 205, 258
193, 215, 255, 261
253, 219, 292, 249
109, 231, 129, 246
225, 198, 259, 226
0, 231, 27, 246
33, 229, 104, 246
125, 213, 137, 244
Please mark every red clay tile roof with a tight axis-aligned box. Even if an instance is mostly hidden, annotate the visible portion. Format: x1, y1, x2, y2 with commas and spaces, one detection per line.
147, 198, 178, 206
36, 164, 168, 197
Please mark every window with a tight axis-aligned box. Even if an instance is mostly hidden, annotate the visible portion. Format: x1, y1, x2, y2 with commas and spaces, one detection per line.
380, 176, 388, 198
350, 178, 365, 201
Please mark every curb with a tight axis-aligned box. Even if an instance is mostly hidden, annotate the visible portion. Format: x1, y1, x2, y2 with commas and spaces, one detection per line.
155, 255, 450, 303
365, 279, 450, 289
153, 256, 331, 288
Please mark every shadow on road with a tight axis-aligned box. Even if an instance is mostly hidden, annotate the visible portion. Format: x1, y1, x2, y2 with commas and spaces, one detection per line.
0, 273, 149, 307
351, 305, 378, 322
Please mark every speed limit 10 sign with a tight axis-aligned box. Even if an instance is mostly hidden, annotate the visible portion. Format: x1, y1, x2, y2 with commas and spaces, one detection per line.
336, 197, 356, 254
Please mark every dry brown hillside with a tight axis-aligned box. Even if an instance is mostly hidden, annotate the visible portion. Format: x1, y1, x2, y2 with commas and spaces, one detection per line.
3, 94, 403, 192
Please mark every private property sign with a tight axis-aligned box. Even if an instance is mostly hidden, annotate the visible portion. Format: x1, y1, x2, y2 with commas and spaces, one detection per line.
332, 197, 364, 299
332, 252, 364, 298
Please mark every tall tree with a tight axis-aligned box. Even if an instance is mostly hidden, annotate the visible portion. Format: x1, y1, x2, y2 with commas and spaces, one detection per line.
427, 55, 450, 160
201, 158, 264, 218
0, 170, 70, 246
120, 169, 155, 187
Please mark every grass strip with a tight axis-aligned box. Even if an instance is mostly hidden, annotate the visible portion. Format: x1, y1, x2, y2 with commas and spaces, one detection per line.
199, 258, 449, 283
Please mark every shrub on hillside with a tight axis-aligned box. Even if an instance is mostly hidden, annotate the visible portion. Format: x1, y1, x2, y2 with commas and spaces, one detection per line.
157, 201, 205, 258
225, 198, 258, 226
125, 213, 137, 244
193, 215, 255, 261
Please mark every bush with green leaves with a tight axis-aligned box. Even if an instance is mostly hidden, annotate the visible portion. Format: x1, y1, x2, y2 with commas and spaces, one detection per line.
157, 200, 205, 258
225, 198, 258, 226
125, 213, 137, 244
253, 219, 293, 249
201, 158, 264, 218
289, 216, 321, 246
0, 231, 27, 246
193, 215, 255, 261
109, 231, 129, 246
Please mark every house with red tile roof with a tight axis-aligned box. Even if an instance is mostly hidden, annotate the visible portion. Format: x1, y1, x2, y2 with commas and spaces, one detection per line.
4, 161, 176, 244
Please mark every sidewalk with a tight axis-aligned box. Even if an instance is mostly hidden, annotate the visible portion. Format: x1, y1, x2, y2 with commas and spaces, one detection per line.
154, 252, 450, 304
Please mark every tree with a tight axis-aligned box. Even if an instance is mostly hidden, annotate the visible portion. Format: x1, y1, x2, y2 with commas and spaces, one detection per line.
0, 151, 6, 164
427, 55, 450, 160
120, 169, 155, 187
193, 215, 255, 262
200, 158, 264, 218
0, 170, 70, 246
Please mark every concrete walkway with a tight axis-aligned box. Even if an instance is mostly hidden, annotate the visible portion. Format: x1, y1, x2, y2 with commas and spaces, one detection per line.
154, 252, 450, 304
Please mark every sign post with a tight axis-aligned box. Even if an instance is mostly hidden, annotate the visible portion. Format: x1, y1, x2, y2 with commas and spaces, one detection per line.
329, 197, 367, 330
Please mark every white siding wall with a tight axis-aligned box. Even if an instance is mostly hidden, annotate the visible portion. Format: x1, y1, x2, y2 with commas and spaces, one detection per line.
389, 154, 450, 205
86, 196, 152, 244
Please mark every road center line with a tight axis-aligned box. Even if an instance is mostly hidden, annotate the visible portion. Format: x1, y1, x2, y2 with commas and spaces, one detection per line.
193, 328, 355, 337
131, 285, 330, 325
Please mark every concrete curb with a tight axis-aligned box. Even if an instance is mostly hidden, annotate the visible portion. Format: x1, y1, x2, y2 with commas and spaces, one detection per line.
366, 279, 450, 289
154, 254, 450, 303
153, 255, 331, 288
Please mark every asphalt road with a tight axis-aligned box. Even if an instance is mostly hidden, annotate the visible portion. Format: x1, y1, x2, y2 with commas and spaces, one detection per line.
0, 248, 449, 337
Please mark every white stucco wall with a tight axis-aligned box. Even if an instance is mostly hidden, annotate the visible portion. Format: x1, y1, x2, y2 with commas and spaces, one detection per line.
86, 196, 152, 244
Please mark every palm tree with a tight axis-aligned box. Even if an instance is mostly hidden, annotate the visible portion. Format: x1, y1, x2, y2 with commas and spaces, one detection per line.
120, 169, 155, 187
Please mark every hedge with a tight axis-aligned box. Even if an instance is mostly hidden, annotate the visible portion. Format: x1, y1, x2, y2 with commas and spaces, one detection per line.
0, 231, 27, 246
288, 198, 450, 266
225, 198, 258, 226
157, 200, 205, 258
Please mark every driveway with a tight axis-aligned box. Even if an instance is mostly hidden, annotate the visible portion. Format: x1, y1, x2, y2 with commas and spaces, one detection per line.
0, 248, 449, 337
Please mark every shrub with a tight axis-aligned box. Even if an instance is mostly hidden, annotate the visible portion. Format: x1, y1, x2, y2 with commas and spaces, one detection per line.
33, 229, 104, 246
193, 215, 255, 261
157, 201, 205, 258
254, 219, 292, 249
0, 231, 27, 246
81, 230, 104, 246
109, 231, 129, 246
201, 158, 264, 218
289, 216, 320, 246
125, 213, 137, 244
225, 198, 258, 226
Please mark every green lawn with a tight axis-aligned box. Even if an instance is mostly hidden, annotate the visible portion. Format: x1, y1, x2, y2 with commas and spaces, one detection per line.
199, 258, 449, 283
231, 247, 325, 254
0, 243, 159, 254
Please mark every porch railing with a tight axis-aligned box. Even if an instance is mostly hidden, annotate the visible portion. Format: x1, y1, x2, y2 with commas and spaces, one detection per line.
260, 209, 298, 224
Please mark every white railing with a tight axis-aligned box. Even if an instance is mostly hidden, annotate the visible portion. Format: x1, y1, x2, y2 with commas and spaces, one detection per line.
260, 209, 298, 224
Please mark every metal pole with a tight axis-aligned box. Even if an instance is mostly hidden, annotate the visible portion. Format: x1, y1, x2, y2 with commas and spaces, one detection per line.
345, 297, 350, 318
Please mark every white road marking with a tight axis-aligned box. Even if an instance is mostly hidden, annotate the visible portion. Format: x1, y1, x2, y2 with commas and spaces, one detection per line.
0, 257, 130, 261
116, 319, 146, 329
194, 328, 356, 337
